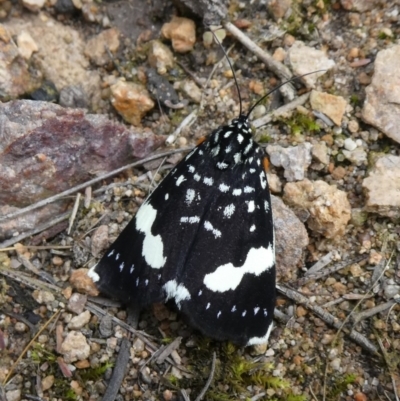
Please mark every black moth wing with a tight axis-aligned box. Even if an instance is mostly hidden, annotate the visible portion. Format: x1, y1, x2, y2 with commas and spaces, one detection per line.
89, 115, 276, 346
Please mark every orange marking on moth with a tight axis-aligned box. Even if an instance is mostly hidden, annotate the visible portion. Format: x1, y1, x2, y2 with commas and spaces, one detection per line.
196, 136, 207, 145
263, 156, 270, 172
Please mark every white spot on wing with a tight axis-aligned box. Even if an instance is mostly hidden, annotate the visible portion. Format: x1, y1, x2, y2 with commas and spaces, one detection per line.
231, 305, 236, 312
180, 216, 200, 224
108, 250, 115, 257
204, 221, 222, 238
217, 162, 228, 170
163, 279, 191, 308
119, 262, 124, 272
223, 204, 235, 218
188, 165, 195, 173
254, 307, 260, 315
244, 141, 253, 154
185, 189, 196, 205
176, 175, 186, 186
203, 177, 214, 186
248, 201, 255, 213
232, 188, 242, 196
165, 193, 169, 200
203, 245, 275, 292
250, 225, 256, 232
244, 186, 255, 193
135, 202, 166, 269
219, 183, 230, 192
260, 171, 267, 189
211, 145, 220, 156
217, 311, 221, 318
234, 153, 242, 164
194, 174, 201, 181
237, 134, 244, 143
224, 131, 232, 138
206, 302, 211, 310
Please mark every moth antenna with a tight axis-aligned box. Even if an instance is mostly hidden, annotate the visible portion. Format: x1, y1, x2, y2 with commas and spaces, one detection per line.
247, 70, 326, 119
209, 27, 243, 116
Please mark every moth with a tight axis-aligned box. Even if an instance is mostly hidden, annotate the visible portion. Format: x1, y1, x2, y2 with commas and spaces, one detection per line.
89, 39, 276, 346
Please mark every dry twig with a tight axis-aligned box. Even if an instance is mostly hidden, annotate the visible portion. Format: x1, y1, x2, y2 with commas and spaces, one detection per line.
276, 284, 378, 354
101, 337, 131, 401
224, 21, 295, 100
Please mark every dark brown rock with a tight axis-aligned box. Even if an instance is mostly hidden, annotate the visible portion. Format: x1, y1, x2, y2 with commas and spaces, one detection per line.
0, 100, 165, 208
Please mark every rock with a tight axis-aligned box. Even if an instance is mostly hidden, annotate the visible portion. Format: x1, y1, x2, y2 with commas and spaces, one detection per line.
21, 0, 45, 12
287, 41, 335, 88
84, 28, 120, 66
67, 310, 91, 330
362, 155, 400, 218
3, 16, 101, 109
41, 375, 55, 391
283, 179, 351, 238
267, 0, 292, 20
59, 85, 88, 108
5, 389, 21, 401
0, 24, 38, 100
67, 293, 87, 315
146, 68, 181, 108
362, 45, 400, 144
343, 138, 357, 151
267, 173, 282, 193
161, 16, 196, 53
99, 315, 113, 337
0, 100, 164, 208
30, 80, 59, 102
91, 225, 109, 257
312, 142, 330, 165
272, 196, 309, 281
177, 80, 202, 104
383, 283, 400, 300
310, 91, 347, 126
16, 30, 38, 59
60, 331, 90, 363
266, 143, 312, 181
342, 147, 367, 166
171, 0, 228, 26
32, 290, 55, 304
340, 0, 384, 12
148, 40, 175, 75
110, 79, 155, 125
70, 268, 99, 296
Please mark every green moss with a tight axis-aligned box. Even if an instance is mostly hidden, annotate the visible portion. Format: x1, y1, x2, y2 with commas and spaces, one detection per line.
326, 373, 357, 399
179, 340, 307, 401
79, 361, 114, 382
350, 94, 360, 107
283, 112, 320, 136
257, 133, 272, 143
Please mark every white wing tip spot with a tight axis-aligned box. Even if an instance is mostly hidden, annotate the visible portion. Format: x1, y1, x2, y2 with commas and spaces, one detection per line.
250, 225, 256, 232
246, 323, 274, 346
88, 266, 100, 282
